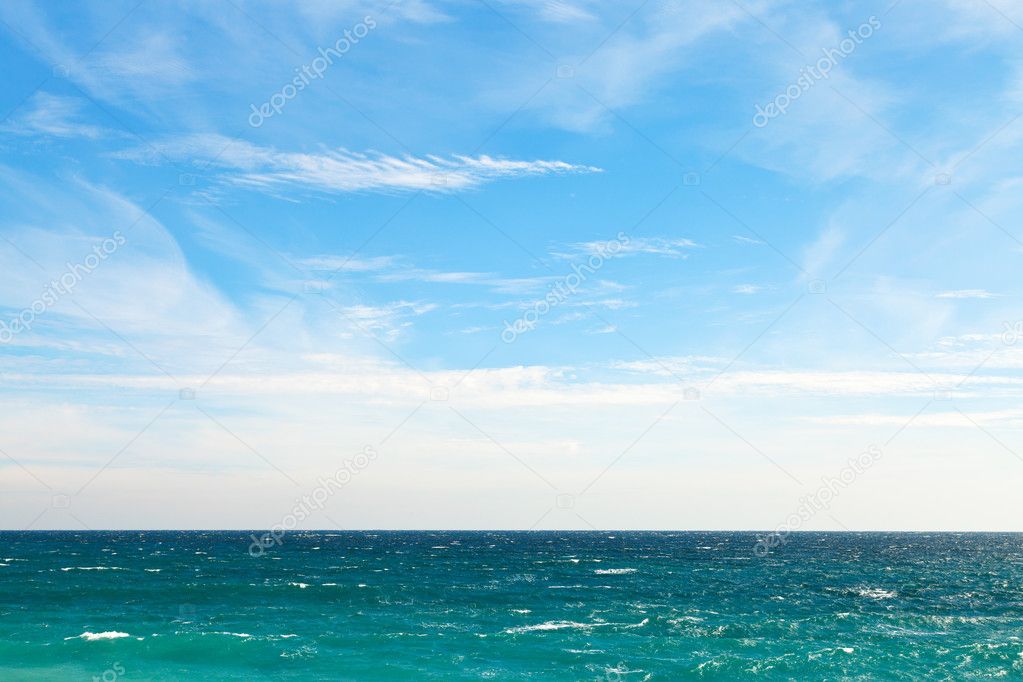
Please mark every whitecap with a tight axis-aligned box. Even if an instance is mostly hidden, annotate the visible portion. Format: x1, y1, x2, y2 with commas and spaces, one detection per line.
594, 568, 637, 575
623, 618, 649, 629
66, 631, 130, 641
288, 582, 310, 589
856, 587, 896, 599
504, 621, 609, 634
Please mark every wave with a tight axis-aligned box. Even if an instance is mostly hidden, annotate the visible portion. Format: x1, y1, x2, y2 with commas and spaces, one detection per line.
505, 617, 648, 635
505, 621, 609, 634
594, 568, 637, 575
66, 631, 131, 641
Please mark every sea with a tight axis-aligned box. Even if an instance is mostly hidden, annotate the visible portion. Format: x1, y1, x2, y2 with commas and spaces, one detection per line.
1, 531, 1022, 680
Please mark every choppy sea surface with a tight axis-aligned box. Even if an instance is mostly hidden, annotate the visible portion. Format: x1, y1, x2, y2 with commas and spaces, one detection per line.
2, 531, 1023, 679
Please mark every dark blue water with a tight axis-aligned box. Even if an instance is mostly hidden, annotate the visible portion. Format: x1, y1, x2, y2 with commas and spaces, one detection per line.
1, 531, 1022, 679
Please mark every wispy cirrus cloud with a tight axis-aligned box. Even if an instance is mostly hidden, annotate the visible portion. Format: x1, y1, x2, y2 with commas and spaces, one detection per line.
555, 236, 699, 259
335, 300, 439, 341
300, 253, 556, 294
299, 255, 399, 272
1, 92, 105, 139
935, 289, 999, 299
502, 0, 598, 24
114, 134, 601, 196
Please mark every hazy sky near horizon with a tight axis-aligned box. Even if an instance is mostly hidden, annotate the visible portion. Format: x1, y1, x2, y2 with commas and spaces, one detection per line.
2, 0, 1023, 530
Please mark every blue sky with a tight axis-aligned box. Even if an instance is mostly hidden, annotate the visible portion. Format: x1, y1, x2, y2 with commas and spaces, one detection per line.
1, 0, 1023, 530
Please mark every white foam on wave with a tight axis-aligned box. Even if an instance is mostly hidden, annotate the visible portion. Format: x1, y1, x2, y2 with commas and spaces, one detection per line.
289, 582, 310, 589
66, 631, 131, 641
623, 618, 649, 629
213, 631, 252, 638
505, 621, 609, 634
809, 646, 855, 660
60, 566, 126, 571
856, 587, 896, 599
505, 616, 648, 635
594, 568, 637, 575
144, 568, 161, 573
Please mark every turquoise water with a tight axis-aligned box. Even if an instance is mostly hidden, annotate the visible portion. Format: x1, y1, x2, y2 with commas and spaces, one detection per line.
2, 531, 1023, 679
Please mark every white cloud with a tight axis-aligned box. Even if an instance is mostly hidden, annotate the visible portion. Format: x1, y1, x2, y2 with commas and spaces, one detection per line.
0, 172, 239, 343
801, 222, 844, 278
558, 236, 698, 259
335, 301, 438, 341
504, 0, 598, 23
803, 408, 1023, 428
936, 289, 999, 299
114, 134, 601, 196
299, 255, 398, 272
1, 92, 104, 139
91, 31, 194, 88
294, 0, 450, 27
491, 0, 758, 132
